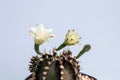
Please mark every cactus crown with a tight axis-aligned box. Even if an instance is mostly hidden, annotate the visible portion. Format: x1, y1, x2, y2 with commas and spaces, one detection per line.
27, 49, 97, 80
29, 50, 79, 80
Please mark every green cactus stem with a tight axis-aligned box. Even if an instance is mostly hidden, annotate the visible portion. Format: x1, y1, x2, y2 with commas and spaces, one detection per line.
34, 44, 43, 55
56, 42, 67, 51
76, 44, 91, 59
26, 49, 97, 80
28, 50, 79, 80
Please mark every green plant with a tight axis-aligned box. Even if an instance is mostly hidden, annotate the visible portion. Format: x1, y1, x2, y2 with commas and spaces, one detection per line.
25, 24, 97, 80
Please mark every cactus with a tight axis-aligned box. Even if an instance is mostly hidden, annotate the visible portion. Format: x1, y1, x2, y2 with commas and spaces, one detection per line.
26, 25, 97, 80
25, 46, 97, 80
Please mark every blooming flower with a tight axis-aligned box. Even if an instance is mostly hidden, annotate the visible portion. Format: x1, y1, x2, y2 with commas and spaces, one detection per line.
30, 24, 55, 45
65, 29, 80, 45
56, 29, 81, 51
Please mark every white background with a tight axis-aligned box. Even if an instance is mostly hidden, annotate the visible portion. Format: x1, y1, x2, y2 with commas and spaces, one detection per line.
0, 0, 120, 80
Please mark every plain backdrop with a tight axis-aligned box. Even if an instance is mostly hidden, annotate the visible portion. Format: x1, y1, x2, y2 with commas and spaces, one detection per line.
0, 0, 120, 80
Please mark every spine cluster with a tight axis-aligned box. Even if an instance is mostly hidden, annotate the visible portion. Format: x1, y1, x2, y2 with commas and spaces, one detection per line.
26, 50, 96, 80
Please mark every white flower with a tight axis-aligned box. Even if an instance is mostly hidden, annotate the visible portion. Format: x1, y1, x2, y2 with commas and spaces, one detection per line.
65, 29, 81, 45
30, 24, 55, 45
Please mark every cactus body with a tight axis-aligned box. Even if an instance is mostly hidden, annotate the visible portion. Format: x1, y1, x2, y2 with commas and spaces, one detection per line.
26, 50, 97, 80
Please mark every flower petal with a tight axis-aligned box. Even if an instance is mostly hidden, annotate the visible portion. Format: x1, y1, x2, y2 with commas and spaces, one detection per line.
30, 27, 38, 36
47, 29, 53, 32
